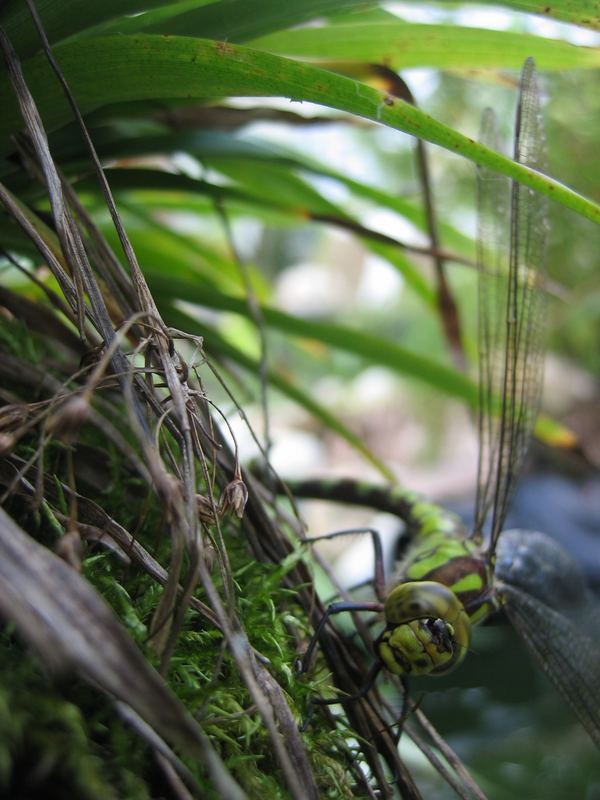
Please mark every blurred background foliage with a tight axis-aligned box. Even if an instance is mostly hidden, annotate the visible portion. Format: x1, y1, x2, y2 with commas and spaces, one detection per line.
1, 1, 599, 486
1, 1, 600, 798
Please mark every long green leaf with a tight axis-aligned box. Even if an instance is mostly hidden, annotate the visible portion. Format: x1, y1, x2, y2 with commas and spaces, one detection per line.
145, 270, 477, 403
0, 0, 167, 58
83, 0, 600, 39
1, 35, 599, 225
166, 306, 395, 480
93, 167, 436, 302
108, 0, 379, 42
115, 131, 474, 256
472, 0, 600, 30
252, 22, 600, 70
9, 125, 471, 259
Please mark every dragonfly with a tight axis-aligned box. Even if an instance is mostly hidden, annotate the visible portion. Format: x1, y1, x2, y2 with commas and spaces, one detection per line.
292, 58, 600, 752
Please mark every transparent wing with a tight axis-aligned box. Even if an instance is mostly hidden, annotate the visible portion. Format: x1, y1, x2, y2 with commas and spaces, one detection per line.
474, 58, 549, 554
474, 107, 510, 536
495, 529, 592, 610
500, 581, 600, 751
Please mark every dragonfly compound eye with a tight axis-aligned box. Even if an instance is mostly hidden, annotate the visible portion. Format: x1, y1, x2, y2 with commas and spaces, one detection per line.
376, 581, 471, 676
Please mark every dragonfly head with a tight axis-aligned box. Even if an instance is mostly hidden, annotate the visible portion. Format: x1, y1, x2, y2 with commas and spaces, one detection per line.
375, 581, 471, 676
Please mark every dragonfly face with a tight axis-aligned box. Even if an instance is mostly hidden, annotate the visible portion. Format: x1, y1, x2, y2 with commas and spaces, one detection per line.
376, 580, 471, 676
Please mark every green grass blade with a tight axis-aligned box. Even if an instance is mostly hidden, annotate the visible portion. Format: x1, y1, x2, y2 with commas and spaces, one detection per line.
94, 167, 437, 302
252, 22, 600, 70
165, 306, 395, 480
0, 0, 167, 58
472, 0, 600, 30
1, 35, 599, 225
145, 270, 477, 404
126, 0, 379, 42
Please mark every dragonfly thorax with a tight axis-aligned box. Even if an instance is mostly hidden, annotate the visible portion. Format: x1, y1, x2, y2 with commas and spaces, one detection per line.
376, 581, 471, 676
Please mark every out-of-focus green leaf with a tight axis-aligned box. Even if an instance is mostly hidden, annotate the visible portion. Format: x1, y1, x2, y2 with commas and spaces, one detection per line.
146, 269, 477, 403
252, 22, 600, 70
99, 201, 260, 296
205, 158, 342, 216
535, 414, 579, 449
168, 133, 473, 255
13, 125, 471, 260
81, 0, 600, 40
0, 0, 167, 58
165, 306, 395, 480
1, 35, 599, 225
472, 0, 600, 31
97, 0, 380, 42
76, 168, 437, 302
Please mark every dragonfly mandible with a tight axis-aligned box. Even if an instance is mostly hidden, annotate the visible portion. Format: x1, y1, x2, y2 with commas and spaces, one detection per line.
290, 58, 600, 752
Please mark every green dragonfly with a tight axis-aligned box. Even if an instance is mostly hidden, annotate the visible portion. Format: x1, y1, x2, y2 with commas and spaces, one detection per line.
294, 58, 600, 751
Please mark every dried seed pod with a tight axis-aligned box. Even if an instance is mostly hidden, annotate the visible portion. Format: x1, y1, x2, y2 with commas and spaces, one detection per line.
196, 493, 217, 525
219, 478, 248, 519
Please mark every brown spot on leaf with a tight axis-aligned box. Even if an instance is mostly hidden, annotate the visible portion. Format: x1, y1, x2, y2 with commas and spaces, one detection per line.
216, 41, 235, 56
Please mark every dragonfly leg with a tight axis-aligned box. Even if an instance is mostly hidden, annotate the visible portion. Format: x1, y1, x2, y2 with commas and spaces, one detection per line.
299, 600, 383, 674
395, 677, 411, 743
305, 527, 387, 601
323, 576, 375, 606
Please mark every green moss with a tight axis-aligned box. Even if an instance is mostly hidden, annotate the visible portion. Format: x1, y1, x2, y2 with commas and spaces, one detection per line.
0, 311, 362, 798
0, 630, 151, 800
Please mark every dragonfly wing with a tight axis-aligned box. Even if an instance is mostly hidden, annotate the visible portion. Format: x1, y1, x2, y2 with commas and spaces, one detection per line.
475, 58, 550, 553
474, 107, 510, 536
499, 580, 600, 752
475, 108, 510, 531
491, 58, 549, 546
495, 528, 591, 611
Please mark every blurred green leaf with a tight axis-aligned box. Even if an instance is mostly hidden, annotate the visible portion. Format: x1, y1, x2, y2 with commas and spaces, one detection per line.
1, 35, 598, 225
145, 270, 477, 403
62, 165, 437, 302
0, 0, 168, 57
95, 0, 380, 42
471, 0, 600, 30
252, 22, 600, 70
165, 306, 396, 480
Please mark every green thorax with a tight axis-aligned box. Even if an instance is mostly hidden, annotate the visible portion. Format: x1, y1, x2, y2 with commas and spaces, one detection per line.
390, 493, 500, 626
286, 478, 501, 626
